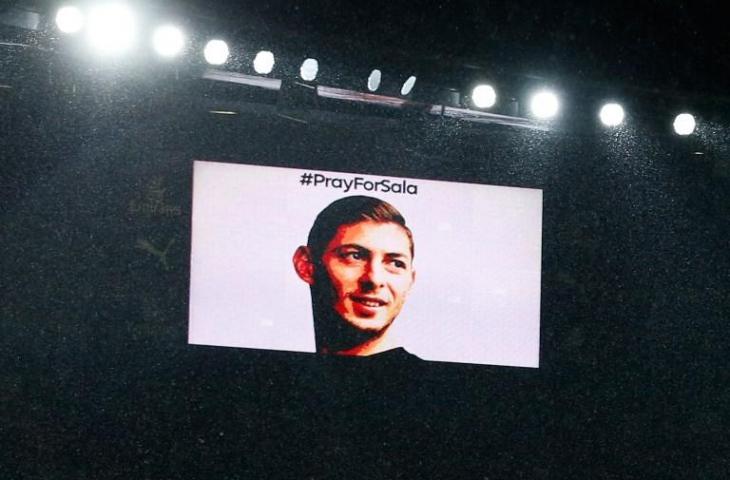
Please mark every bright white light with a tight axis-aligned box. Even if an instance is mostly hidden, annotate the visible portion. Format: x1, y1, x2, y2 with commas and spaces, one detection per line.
401, 76, 417, 96
253, 51, 275, 74
152, 25, 184, 57
55, 6, 84, 34
300, 58, 319, 81
471, 84, 497, 109
367, 69, 382, 92
673, 113, 696, 136
599, 103, 625, 127
87, 4, 136, 55
529, 90, 560, 119
204, 39, 229, 65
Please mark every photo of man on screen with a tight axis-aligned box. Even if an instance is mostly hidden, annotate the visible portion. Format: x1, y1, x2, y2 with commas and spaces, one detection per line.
293, 196, 416, 356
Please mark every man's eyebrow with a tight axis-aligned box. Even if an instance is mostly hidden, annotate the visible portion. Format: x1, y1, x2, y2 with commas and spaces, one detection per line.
334, 243, 368, 250
331, 244, 370, 254
331, 245, 410, 258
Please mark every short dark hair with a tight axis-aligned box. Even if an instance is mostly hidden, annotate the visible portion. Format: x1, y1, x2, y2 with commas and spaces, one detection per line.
307, 196, 414, 261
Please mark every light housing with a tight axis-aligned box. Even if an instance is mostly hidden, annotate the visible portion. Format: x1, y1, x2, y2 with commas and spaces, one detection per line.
55, 6, 84, 34
599, 103, 625, 127
471, 84, 497, 109
367, 69, 382, 92
152, 25, 184, 58
300, 58, 319, 81
529, 90, 560, 119
204, 39, 230, 65
673, 113, 696, 136
400, 76, 417, 96
86, 3, 136, 55
253, 51, 275, 74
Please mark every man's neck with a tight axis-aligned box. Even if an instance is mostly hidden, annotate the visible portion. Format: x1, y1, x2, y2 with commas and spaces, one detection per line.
311, 299, 400, 356
333, 330, 398, 356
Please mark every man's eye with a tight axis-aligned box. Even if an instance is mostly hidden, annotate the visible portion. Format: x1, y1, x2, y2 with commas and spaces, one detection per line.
389, 259, 407, 269
341, 251, 364, 261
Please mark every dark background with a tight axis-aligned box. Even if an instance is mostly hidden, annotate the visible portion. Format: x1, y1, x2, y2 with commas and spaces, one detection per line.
2, 1, 729, 478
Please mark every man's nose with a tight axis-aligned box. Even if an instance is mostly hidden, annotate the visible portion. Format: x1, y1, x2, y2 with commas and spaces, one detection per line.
360, 260, 386, 288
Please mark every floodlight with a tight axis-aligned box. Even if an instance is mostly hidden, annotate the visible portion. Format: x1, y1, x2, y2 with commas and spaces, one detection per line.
401, 76, 417, 95
673, 113, 696, 136
300, 58, 319, 81
204, 39, 229, 65
599, 103, 625, 127
471, 84, 497, 109
55, 6, 84, 34
152, 25, 184, 58
529, 90, 560, 119
87, 3, 136, 55
367, 69, 382, 92
253, 51, 275, 74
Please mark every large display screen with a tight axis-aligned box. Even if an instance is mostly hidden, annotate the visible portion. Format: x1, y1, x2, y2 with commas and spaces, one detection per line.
189, 160, 543, 367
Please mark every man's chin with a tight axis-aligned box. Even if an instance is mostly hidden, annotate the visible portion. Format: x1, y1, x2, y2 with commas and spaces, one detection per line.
344, 316, 392, 335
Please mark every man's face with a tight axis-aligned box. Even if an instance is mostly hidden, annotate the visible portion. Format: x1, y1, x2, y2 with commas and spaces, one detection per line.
319, 220, 415, 335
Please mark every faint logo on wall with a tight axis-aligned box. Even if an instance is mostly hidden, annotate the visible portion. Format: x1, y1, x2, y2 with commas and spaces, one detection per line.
128, 177, 182, 217
136, 238, 175, 270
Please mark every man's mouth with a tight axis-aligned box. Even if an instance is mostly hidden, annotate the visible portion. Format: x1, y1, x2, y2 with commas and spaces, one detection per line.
350, 295, 387, 308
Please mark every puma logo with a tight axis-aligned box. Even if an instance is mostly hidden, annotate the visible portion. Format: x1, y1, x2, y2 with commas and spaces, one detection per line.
136, 238, 175, 270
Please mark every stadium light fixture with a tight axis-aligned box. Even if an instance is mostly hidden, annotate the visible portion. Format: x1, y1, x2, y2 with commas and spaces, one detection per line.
204, 39, 229, 65
300, 58, 319, 81
253, 51, 275, 74
471, 84, 497, 109
673, 113, 696, 136
529, 90, 560, 119
55, 5, 84, 34
367, 69, 382, 92
599, 103, 625, 127
152, 25, 184, 58
86, 3, 136, 55
401, 75, 417, 96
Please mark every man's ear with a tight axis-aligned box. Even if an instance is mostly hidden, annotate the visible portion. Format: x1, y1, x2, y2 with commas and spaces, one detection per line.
293, 246, 316, 285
